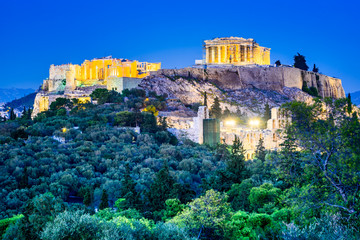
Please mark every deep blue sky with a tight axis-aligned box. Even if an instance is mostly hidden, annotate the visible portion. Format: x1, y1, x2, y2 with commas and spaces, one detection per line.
1, 0, 359, 93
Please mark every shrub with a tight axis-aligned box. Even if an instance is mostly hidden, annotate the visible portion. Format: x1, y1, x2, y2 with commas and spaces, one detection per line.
0, 214, 23, 237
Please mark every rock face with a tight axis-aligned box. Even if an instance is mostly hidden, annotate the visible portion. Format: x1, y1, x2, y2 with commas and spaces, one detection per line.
139, 65, 343, 116
152, 66, 345, 99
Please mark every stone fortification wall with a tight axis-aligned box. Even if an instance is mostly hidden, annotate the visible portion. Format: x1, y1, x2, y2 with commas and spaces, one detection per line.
49, 64, 72, 80
153, 66, 345, 99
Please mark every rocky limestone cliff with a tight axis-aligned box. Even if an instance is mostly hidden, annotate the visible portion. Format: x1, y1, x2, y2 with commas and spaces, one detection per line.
152, 66, 345, 99
139, 66, 338, 116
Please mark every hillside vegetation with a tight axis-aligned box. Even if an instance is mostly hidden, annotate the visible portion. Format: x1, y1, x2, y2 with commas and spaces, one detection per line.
0, 89, 359, 239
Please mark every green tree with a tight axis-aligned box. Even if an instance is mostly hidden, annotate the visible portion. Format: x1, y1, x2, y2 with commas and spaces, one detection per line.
99, 189, 109, 210
280, 98, 360, 218
302, 80, 310, 93
162, 198, 184, 220
227, 135, 248, 182
227, 179, 254, 211
140, 112, 158, 133
90, 88, 109, 103
19, 167, 29, 189
347, 93, 352, 114
158, 116, 168, 131
114, 111, 136, 127
255, 137, 266, 162
146, 161, 176, 212
203, 91, 208, 107
170, 189, 230, 239
9, 108, 16, 120
249, 183, 281, 213
294, 53, 309, 71
41, 210, 104, 240
49, 97, 72, 111
263, 103, 271, 122
313, 64, 319, 73
210, 96, 222, 119
0, 214, 23, 237
120, 164, 139, 209
79, 186, 93, 207
275, 60, 281, 67
7, 193, 66, 240
27, 108, 32, 119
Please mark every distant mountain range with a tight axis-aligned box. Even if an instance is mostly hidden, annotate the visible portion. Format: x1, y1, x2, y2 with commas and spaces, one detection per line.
350, 91, 360, 107
0, 88, 35, 104
4, 92, 37, 110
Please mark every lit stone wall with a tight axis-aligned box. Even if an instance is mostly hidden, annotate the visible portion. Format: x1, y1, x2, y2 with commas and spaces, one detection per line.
106, 77, 143, 93
204, 37, 270, 66
33, 57, 161, 117
220, 107, 287, 159
44, 57, 161, 93
49, 64, 71, 80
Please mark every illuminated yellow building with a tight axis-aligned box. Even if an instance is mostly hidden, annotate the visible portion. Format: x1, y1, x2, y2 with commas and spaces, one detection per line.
45, 56, 161, 92
32, 57, 161, 117
204, 37, 270, 65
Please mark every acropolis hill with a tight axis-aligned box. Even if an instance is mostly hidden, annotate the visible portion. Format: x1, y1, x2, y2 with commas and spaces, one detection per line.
32, 37, 345, 118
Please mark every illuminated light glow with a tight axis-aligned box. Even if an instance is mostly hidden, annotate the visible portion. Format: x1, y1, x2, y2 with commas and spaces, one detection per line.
249, 119, 260, 127
224, 119, 236, 126
62, 128, 67, 133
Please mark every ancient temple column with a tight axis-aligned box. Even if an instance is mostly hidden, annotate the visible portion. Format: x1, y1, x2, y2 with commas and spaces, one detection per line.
244, 45, 248, 63
234, 45, 238, 63
250, 45, 253, 63
224, 45, 227, 63
239, 45, 243, 62
211, 47, 215, 64
84, 67, 87, 80
206, 47, 209, 64
217, 46, 221, 63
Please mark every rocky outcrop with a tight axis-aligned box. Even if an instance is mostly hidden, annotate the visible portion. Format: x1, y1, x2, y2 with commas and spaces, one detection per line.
152, 66, 345, 99
139, 66, 338, 116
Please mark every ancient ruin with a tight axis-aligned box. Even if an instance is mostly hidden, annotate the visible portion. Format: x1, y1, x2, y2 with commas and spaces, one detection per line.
32, 57, 160, 117
43, 56, 160, 92
202, 37, 270, 65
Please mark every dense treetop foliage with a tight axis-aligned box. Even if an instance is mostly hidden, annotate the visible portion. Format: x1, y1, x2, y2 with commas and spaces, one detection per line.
0, 88, 359, 239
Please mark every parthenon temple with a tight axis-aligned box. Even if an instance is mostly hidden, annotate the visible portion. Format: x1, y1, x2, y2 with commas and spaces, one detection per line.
204, 37, 270, 65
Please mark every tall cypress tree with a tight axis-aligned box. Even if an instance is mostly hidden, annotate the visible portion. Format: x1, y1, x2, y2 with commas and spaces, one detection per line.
146, 161, 176, 211
210, 96, 222, 119
347, 93, 352, 114
255, 137, 266, 162
263, 103, 271, 122
19, 167, 29, 189
121, 164, 139, 209
203, 91, 208, 107
226, 135, 248, 183
312, 64, 319, 73
27, 108, 32, 119
99, 189, 109, 209
10, 108, 16, 120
